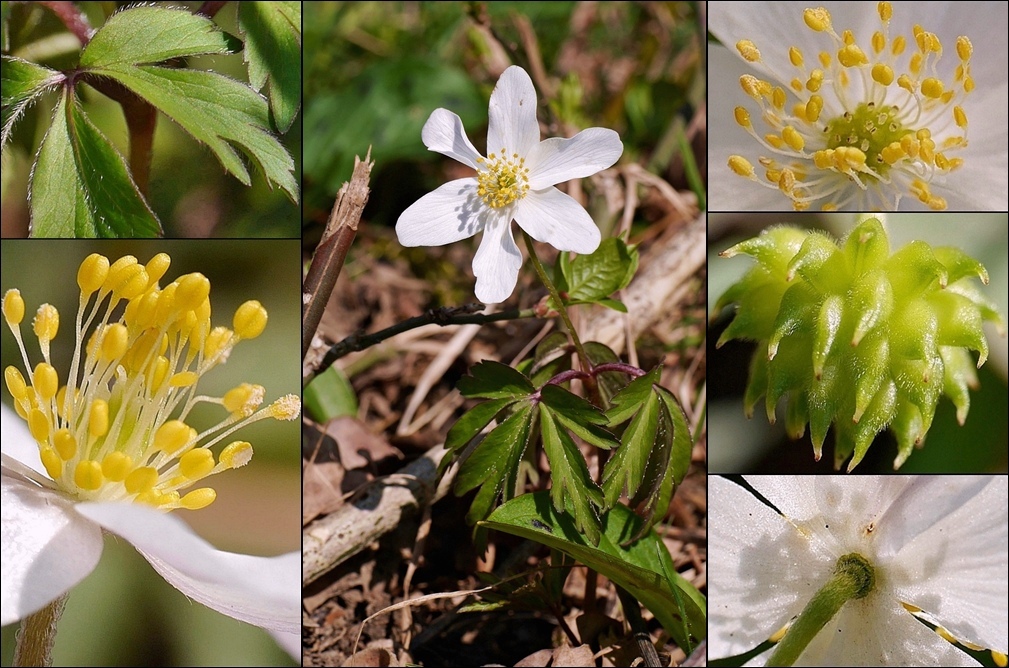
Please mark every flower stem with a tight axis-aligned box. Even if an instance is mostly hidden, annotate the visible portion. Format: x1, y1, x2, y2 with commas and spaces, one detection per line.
766, 553, 875, 667
13, 594, 68, 667
520, 231, 593, 375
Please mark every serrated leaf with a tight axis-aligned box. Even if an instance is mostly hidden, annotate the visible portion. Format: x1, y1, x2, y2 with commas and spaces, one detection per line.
91, 64, 297, 202
79, 6, 232, 68
539, 384, 617, 449
561, 238, 639, 304
605, 366, 662, 425
457, 360, 535, 400
238, 1, 301, 132
29, 91, 160, 237
602, 390, 660, 508
481, 491, 706, 651
456, 402, 535, 524
1, 56, 63, 147
532, 331, 571, 371
539, 404, 603, 545
445, 396, 517, 453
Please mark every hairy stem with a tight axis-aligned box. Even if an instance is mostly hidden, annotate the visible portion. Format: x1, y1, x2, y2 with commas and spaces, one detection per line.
13, 594, 67, 667
38, 1, 92, 45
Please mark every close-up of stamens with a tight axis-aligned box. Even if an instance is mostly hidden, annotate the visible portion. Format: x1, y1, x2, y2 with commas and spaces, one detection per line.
709, 1, 1008, 211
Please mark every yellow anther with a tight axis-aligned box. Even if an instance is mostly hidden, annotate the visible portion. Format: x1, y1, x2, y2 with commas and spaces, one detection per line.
175, 273, 211, 312
806, 69, 823, 92
729, 156, 755, 177
105, 256, 149, 300
872, 31, 885, 54
736, 39, 761, 62
948, 157, 964, 170
5, 366, 28, 401
33, 304, 59, 345
77, 254, 110, 296
935, 153, 950, 171
148, 355, 171, 392
940, 90, 955, 105
125, 466, 158, 494
3, 289, 25, 325
901, 135, 920, 158
790, 77, 803, 93
837, 44, 868, 67
804, 95, 823, 123
54, 428, 77, 460
32, 362, 59, 401
769, 622, 790, 643
877, 2, 892, 21
910, 52, 923, 76
891, 35, 906, 55
813, 150, 833, 169
935, 626, 957, 644
880, 142, 905, 164
765, 169, 782, 183
897, 74, 915, 93
74, 460, 103, 491
180, 448, 215, 480
204, 326, 234, 361
740, 75, 765, 98
871, 63, 894, 86
144, 253, 171, 287
233, 300, 268, 339
927, 196, 947, 210
154, 420, 195, 456
40, 447, 62, 480
789, 46, 804, 67
782, 127, 804, 151
169, 371, 199, 387
89, 399, 109, 438
223, 383, 265, 416
803, 7, 832, 32
818, 51, 831, 67
220, 441, 254, 469
993, 650, 1008, 668
101, 452, 133, 482
734, 106, 752, 128
956, 36, 973, 61
268, 394, 301, 420
179, 488, 217, 510
778, 169, 796, 193
921, 78, 944, 99
28, 407, 50, 442
841, 29, 855, 46
771, 87, 786, 110
100, 323, 129, 361
964, 76, 975, 93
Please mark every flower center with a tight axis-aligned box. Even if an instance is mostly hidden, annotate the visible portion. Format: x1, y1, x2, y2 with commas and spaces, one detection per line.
476, 149, 530, 208
726, 2, 973, 211
3, 253, 300, 512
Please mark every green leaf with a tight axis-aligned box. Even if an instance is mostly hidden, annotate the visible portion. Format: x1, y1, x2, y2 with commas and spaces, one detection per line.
303, 365, 358, 423
91, 64, 298, 202
539, 384, 617, 449
561, 238, 639, 304
602, 389, 660, 508
79, 6, 232, 68
481, 491, 706, 651
605, 366, 662, 425
238, 1, 302, 132
29, 91, 160, 237
457, 360, 535, 400
445, 396, 518, 453
539, 404, 603, 545
455, 401, 535, 524
1, 56, 63, 147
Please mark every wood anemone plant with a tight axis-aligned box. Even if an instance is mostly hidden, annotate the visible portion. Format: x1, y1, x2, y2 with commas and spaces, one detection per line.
715, 217, 1004, 471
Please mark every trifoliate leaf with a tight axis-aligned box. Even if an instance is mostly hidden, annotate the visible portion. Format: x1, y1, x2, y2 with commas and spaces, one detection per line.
539, 384, 617, 449
29, 91, 160, 237
238, 1, 301, 132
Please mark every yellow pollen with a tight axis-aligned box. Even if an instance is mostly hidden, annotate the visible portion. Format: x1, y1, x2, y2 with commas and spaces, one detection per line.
233, 300, 268, 339
476, 150, 530, 209
803, 7, 832, 32
734, 106, 752, 128
77, 254, 110, 296
956, 36, 973, 61
877, 2, 892, 22
3, 289, 25, 325
736, 39, 761, 61
789, 46, 804, 67
728, 155, 755, 177
837, 44, 867, 67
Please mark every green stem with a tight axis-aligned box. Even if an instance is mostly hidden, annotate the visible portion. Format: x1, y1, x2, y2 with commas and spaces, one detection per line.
13, 594, 68, 667
766, 553, 875, 667
520, 231, 592, 375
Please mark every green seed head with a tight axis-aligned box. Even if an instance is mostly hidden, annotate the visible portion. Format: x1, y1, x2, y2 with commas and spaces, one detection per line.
716, 218, 1004, 471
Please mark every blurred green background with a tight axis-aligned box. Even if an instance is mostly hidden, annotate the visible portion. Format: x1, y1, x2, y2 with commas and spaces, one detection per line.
0, 240, 301, 666
0, 1, 301, 238
707, 213, 1009, 474
302, 1, 705, 253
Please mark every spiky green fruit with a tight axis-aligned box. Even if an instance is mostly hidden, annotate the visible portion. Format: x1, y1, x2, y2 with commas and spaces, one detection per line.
715, 217, 1005, 471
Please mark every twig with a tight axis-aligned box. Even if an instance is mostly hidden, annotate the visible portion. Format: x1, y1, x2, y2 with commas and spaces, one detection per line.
302, 149, 373, 365
616, 585, 662, 668
307, 305, 535, 384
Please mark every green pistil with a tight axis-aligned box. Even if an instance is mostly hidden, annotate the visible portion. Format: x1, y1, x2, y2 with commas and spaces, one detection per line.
825, 102, 910, 180
766, 552, 876, 667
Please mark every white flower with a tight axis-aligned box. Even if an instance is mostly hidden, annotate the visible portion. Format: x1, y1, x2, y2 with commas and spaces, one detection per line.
1, 251, 302, 659
395, 65, 623, 304
710, 475, 1008, 666
709, 1, 1009, 211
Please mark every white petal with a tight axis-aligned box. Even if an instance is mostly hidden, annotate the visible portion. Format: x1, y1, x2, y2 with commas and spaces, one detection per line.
396, 178, 486, 247
1, 403, 46, 476
709, 476, 833, 659
269, 629, 302, 662
75, 502, 300, 634
471, 212, 522, 304
487, 66, 540, 157
421, 108, 483, 170
513, 187, 601, 254
887, 476, 1008, 653
1, 476, 103, 625
526, 128, 623, 188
